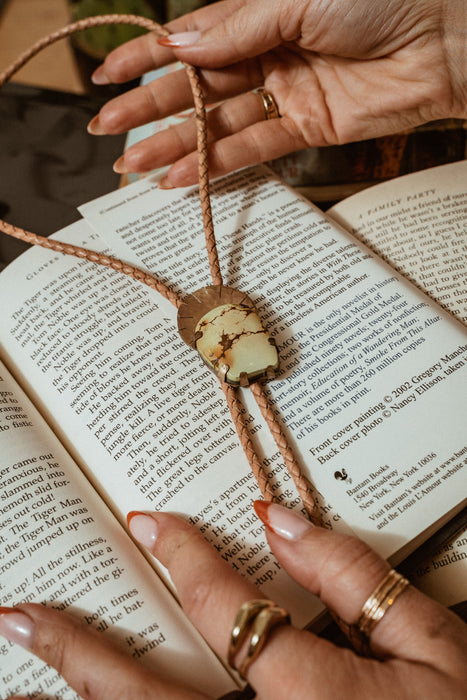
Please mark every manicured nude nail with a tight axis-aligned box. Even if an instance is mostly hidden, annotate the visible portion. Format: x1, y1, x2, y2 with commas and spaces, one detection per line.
254, 501, 313, 541
0, 608, 35, 649
158, 31, 202, 48
91, 65, 110, 85
127, 511, 159, 549
87, 116, 107, 135
113, 156, 129, 174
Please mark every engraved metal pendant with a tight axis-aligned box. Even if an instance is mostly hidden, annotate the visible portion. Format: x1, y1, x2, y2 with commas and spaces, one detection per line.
177, 286, 279, 386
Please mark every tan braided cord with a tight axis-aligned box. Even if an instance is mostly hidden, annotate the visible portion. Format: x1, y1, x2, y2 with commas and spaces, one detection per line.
0, 14, 317, 519
0, 219, 182, 308
249, 383, 318, 520
183, 61, 223, 287
0, 16, 197, 309
221, 383, 275, 503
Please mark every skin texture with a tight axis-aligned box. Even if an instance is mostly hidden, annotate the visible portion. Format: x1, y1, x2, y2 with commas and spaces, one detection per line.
2, 507, 467, 699
86, 0, 467, 186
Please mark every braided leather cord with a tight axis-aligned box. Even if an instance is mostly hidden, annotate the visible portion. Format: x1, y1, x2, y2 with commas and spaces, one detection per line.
0, 15, 318, 520
249, 382, 319, 521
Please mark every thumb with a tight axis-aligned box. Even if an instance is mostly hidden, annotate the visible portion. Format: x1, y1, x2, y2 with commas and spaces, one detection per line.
253, 501, 467, 670
158, 0, 301, 67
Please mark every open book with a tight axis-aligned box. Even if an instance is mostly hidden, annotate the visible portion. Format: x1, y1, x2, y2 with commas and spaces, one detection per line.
0, 160, 466, 698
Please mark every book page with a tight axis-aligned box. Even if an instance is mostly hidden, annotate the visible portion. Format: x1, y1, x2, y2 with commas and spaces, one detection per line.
0, 165, 465, 624
327, 161, 467, 322
78, 165, 466, 558
0, 361, 236, 699
409, 524, 467, 615
0, 218, 321, 626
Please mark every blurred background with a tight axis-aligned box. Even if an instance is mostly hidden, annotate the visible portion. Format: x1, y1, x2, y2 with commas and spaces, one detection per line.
0, 0, 217, 266
0, 0, 209, 93
0, 0, 164, 265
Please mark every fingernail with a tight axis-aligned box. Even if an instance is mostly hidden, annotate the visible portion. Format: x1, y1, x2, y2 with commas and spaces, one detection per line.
91, 65, 110, 85
158, 175, 175, 189
87, 115, 107, 135
0, 608, 35, 649
158, 31, 202, 48
113, 156, 129, 174
254, 501, 313, 541
127, 511, 159, 549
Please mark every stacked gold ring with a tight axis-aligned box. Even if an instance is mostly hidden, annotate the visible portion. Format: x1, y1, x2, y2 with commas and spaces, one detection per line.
357, 569, 410, 637
228, 599, 290, 678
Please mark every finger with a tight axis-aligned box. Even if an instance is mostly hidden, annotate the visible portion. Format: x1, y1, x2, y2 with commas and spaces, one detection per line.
92, 0, 248, 85
88, 59, 262, 136
89, 69, 194, 135
127, 510, 323, 698
254, 501, 467, 670
126, 512, 364, 698
158, 116, 307, 187
157, 0, 302, 68
127, 511, 260, 653
112, 90, 275, 175
0, 604, 207, 700
126, 512, 467, 698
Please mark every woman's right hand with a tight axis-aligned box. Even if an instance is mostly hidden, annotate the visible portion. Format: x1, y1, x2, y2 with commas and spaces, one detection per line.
87, 0, 467, 186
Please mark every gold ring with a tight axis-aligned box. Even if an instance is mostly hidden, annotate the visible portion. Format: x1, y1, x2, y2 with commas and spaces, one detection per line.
256, 88, 280, 120
228, 599, 290, 678
356, 569, 410, 638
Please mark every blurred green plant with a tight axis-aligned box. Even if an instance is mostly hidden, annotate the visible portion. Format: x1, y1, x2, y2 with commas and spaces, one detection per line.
70, 0, 163, 59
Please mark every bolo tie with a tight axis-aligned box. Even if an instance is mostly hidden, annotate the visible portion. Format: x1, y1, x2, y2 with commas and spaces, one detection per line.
0, 14, 321, 525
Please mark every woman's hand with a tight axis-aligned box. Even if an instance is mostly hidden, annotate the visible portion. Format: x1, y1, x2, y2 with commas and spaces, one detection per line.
1, 502, 466, 699
87, 0, 467, 187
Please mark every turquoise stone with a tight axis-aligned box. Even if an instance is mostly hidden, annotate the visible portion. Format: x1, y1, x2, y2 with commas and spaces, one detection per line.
195, 303, 279, 385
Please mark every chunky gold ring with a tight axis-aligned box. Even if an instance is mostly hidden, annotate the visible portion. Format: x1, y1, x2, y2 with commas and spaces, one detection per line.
256, 88, 280, 120
228, 599, 290, 678
356, 569, 410, 638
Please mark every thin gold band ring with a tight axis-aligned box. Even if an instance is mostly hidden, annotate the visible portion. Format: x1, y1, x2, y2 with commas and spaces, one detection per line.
256, 88, 280, 120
